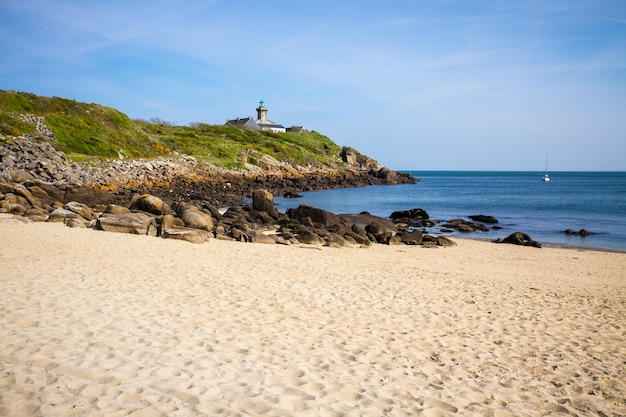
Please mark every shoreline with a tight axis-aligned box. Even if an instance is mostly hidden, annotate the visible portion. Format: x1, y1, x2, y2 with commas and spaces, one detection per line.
1, 217, 625, 416
452, 234, 626, 254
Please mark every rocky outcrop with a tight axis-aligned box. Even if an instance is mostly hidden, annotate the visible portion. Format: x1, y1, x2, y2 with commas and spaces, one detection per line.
1, 134, 469, 248
1, 132, 416, 208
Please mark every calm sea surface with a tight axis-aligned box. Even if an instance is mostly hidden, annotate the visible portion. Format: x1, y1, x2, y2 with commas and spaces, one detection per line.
272, 171, 626, 252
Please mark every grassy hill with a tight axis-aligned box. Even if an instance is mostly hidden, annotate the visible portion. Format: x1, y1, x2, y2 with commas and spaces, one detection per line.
0, 90, 341, 169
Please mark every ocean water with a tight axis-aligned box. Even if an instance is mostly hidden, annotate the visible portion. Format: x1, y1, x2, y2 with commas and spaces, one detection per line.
272, 171, 626, 252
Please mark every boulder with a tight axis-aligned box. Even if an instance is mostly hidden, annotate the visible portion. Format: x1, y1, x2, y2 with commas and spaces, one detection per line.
340, 213, 396, 234
0, 182, 40, 208
47, 208, 77, 223
390, 208, 429, 221
291, 205, 342, 227
252, 189, 274, 212
468, 215, 498, 224
8, 203, 27, 216
442, 219, 489, 233
130, 194, 166, 215
494, 232, 541, 248
421, 235, 457, 247
295, 229, 325, 245
64, 201, 94, 220
96, 212, 158, 236
247, 229, 277, 244
161, 228, 211, 244
64, 217, 88, 228
564, 228, 593, 237
104, 204, 131, 214
435, 236, 457, 247
399, 230, 423, 245
24, 207, 49, 222
386, 235, 402, 245
180, 206, 214, 231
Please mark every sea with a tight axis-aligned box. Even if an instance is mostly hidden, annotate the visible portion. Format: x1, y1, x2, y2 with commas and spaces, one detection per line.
271, 171, 626, 253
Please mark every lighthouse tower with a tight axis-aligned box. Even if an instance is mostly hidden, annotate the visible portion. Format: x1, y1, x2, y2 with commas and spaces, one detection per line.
256, 100, 268, 124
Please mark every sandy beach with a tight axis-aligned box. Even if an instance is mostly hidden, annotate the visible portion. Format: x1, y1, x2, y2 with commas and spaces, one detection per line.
1, 214, 625, 417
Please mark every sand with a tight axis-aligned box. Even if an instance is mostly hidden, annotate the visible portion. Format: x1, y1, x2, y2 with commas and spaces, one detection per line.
1, 214, 625, 417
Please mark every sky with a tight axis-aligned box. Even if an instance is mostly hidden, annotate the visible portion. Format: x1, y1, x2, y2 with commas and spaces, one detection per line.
1, 0, 625, 171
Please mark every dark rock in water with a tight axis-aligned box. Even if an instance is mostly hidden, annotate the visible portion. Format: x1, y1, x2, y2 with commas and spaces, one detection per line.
443, 219, 489, 233
494, 232, 541, 248
283, 191, 303, 198
468, 215, 498, 224
390, 208, 429, 221
564, 228, 593, 237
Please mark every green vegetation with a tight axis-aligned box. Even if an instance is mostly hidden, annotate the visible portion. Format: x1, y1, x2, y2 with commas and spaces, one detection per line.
0, 90, 342, 169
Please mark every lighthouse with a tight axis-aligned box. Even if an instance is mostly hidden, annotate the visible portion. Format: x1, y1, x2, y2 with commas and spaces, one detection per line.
256, 100, 268, 124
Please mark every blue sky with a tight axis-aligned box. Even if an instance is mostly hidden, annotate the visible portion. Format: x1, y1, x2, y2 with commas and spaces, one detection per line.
1, 0, 625, 171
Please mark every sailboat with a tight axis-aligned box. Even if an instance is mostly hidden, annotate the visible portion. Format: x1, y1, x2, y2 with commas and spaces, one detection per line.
542, 154, 550, 182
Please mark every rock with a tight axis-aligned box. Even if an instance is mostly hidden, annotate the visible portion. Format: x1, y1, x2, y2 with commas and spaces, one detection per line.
252, 189, 274, 212
247, 229, 277, 244
0, 182, 40, 208
435, 236, 456, 247
564, 228, 593, 237
96, 212, 158, 236
442, 219, 489, 233
494, 232, 541, 248
180, 206, 214, 231
161, 228, 211, 244
291, 205, 342, 227
283, 191, 303, 198
468, 215, 498, 224
64, 201, 95, 220
47, 207, 76, 223
64, 217, 88, 228
130, 194, 166, 215
390, 208, 430, 221
399, 230, 423, 245
229, 228, 250, 242
24, 207, 49, 222
387, 235, 402, 245
324, 232, 354, 247
340, 213, 396, 234
104, 204, 131, 214
8, 203, 27, 216
295, 229, 325, 245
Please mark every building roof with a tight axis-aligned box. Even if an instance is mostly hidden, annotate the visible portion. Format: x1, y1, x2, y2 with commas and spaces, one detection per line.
258, 123, 285, 129
225, 117, 261, 130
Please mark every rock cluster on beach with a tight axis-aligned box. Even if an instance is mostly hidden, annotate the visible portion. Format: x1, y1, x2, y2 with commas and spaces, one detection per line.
1, 132, 449, 247
0, 132, 546, 247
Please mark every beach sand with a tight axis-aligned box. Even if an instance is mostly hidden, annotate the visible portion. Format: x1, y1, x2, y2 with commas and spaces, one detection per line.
1, 214, 625, 416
